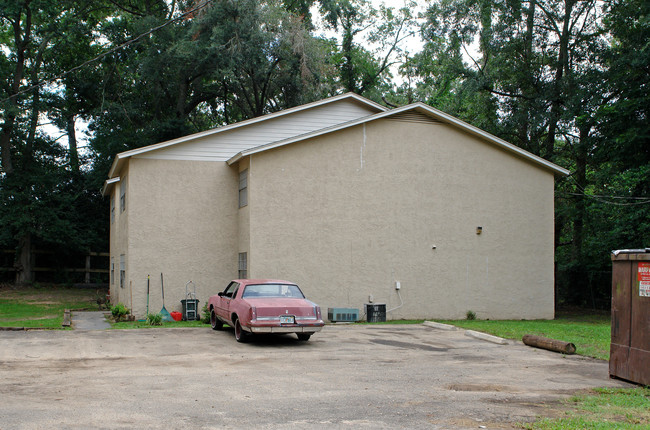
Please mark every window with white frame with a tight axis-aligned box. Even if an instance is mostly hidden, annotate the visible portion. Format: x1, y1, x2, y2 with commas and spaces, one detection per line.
119, 254, 125, 288
120, 177, 126, 212
238, 252, 247, 279
239, 169, 248, 208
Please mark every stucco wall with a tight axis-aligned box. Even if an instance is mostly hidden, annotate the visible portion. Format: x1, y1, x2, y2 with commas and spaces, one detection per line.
109, 164, 129, 307
246, 118, 556, 319
112, 158, 239, 317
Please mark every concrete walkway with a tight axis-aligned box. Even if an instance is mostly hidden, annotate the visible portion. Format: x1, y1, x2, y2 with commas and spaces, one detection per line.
71, 311, 111, 330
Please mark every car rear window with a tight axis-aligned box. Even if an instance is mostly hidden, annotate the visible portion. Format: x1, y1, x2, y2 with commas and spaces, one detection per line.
242, 284, 305, 299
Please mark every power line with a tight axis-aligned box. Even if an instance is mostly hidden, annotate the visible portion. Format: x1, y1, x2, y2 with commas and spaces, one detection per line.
559, 192, 650, 206
1, 0, 212, 104
562, 173, 650, 206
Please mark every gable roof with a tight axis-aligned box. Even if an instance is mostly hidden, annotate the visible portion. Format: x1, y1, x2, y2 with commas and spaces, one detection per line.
103, 93, 568, 195
227, 102, 570, 176
106, 93, 386, 179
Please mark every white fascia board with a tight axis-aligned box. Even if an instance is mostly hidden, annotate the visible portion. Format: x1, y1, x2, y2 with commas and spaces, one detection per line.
107, 93, 386, 178
229, 102, 570, 176
101, 176, 120, 196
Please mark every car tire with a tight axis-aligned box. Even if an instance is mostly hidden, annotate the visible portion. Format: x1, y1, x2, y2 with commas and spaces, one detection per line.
234, 318, 247, 343
297, 333, 311, 341
210, 309, 223, 330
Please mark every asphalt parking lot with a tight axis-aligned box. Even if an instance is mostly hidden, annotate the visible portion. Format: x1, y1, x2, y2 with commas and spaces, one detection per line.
0, 321, 631, 429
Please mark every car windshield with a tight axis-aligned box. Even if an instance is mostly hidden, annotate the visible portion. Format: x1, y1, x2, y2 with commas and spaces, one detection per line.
242, 284, 305, 299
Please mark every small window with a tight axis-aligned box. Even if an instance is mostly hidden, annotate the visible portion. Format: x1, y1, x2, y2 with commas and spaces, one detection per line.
119, 254, 125, 288
110, 195, 115, 223
120, 177, 126, 213
238, 252, 247, 279
239, 169, 248, 208
110, 257, 115, 285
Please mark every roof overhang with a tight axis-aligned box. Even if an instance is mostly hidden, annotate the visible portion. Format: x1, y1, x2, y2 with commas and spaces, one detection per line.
101, 177, 120, 197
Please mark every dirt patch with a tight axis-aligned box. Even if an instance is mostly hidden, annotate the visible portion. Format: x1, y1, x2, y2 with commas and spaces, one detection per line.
448, 383, 518, 392
437, 417, 516, 429
369, 338, 447, 351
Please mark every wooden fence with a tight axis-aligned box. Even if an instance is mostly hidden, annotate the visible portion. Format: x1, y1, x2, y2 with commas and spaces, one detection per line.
0, 250, 109, 284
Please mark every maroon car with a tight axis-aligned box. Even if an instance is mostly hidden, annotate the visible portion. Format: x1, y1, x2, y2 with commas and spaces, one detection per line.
208, 279, 325, 342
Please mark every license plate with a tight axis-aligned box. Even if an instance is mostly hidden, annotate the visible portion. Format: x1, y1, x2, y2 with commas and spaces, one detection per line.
279, 315, 295, 324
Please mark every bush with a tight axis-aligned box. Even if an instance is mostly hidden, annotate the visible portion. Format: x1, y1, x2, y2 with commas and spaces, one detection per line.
146, 313, 163, 326
466, 310, 476, 320
201, 302, 210, 324
111, 302, 130, 322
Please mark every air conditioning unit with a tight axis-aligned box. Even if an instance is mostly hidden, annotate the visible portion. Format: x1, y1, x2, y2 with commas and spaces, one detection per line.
328, 308, 359, 322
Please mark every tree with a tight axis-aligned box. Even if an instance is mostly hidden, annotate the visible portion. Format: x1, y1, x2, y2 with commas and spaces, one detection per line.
318, 0, 416, 98
0, 0, 114, 283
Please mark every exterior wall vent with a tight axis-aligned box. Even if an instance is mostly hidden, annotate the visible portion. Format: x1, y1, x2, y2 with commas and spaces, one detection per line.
388, 111, 443, 124
328, 308, 359, 322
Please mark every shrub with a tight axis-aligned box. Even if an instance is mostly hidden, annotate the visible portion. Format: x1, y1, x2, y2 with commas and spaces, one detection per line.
466, 310, 476, 320
201, 302, 210, 324
146, 313, 163, 326
111, 302, 130, 322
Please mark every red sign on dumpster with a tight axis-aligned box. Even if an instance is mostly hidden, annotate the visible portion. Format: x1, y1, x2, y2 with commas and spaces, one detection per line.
640, 262, 650, 297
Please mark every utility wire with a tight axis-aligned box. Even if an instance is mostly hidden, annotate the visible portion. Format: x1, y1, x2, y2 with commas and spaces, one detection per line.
1, 0, 212, 104
560, 173, 650, 206
558, 192, 650, 206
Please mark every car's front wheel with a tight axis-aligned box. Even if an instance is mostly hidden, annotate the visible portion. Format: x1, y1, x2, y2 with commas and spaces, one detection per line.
210, 309, 223, 330
234, 318, 247, 342
297, 333, 311, 341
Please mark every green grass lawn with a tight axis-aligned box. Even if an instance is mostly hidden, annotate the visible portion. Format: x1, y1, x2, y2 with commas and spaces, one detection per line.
524, 387, 650, 430
0, 285, 104, 328
437, 310, 611, 360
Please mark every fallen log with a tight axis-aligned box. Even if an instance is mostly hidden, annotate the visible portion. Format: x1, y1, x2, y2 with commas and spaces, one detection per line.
522, 334, 576, 355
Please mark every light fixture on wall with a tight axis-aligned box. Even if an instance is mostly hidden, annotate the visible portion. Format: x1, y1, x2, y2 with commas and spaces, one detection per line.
476, 226, 483, 235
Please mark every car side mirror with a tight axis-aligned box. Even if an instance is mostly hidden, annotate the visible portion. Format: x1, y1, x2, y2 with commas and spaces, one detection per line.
218, 292, 224, 297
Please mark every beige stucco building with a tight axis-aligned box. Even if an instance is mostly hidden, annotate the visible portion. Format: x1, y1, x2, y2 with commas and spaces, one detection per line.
103, 93, 568, 320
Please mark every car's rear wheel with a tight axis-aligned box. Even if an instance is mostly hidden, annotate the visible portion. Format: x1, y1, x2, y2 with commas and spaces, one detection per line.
234, 318, 247, 342
297, 333, 311, 341
210, 309, 223, 330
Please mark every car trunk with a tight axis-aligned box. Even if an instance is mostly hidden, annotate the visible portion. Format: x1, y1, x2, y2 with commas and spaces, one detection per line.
244, 298, 316, 317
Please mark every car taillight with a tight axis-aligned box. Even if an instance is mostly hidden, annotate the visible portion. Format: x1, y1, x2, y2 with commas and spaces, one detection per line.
251, 306, 257, 320
314, 306, 321, 319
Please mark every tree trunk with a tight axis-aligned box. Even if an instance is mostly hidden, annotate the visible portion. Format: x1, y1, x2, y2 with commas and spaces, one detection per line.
14, 233, 34, 285
522, 334, 576, 354
67, 114, 80, 174
544, 0, 574, 160
1, 4, 32, 175
341, 12, 356, 93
